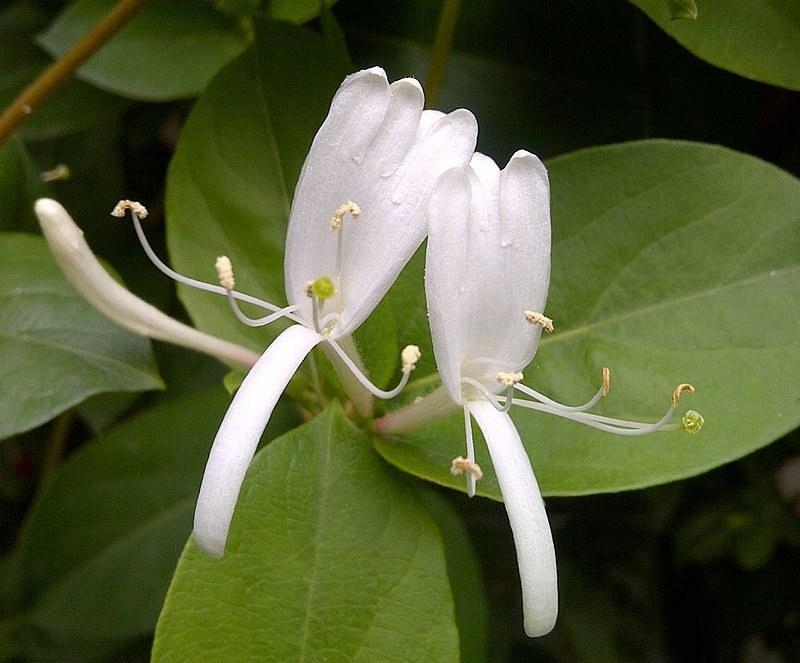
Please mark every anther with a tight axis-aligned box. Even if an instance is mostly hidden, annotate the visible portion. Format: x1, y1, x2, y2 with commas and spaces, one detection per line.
671, 383, 695, 406
524, 310, 554, 333
497, 371, 524, 387
330, 200, 361, 231
450, 456, 483, 481
215, 256, 235, 291
681, 409, 704, 433
602, 367, 611, 397
40, 164, 70, 183
110, 199, 148, 219
401, 345, 421, 373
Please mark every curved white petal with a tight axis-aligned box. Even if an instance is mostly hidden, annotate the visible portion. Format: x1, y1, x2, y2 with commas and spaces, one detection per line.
425, 166, 472, 403
35, 198, 259, 369
469, 399, 557, 637
193, 324, 322, 557
284, 68, 478, 336
425, 151, 551, 396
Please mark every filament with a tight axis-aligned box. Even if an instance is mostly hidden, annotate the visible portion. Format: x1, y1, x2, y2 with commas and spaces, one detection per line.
325, 338, 413, 400
224, 291, 298, 328
462, 403, 477, 497
460, 377, 512, 413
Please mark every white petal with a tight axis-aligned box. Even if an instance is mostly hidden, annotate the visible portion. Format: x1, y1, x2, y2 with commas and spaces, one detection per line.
424, 166, 472, 403
425, 152, 551, 393
284, 69, 477, 336
34, 198, 259, 369
193, 324, 321, 557
468, 399, 558, 637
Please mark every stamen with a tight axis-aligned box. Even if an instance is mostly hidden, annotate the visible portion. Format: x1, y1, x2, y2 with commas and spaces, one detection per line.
514, 366, 609, 413
681, 409, 704, 433
325, 337, 416, 399
215, 256, 235, 292
401, 345, 422, 373
672, 383, 695, 406
461, 377, 512, 413
330, 200, 361, 278
461, 402, 478, 496
496, 371, 524, 387
524, 310, 554, 333
112, 200, 302, 324
451, 457, 483, 481
40, 164, 71, 182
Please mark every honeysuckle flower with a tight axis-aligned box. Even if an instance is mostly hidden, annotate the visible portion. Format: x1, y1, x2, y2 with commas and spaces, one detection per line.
375, 150, 703, 637
115, 68, 478, 558
33, 198, 259, 369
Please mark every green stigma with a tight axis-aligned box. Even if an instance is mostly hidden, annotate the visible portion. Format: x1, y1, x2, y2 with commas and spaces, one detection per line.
681, 409, 704, 433
311, 276, 335, 300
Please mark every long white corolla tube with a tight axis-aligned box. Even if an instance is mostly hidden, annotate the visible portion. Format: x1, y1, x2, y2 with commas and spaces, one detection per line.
468, 399, 558, 637
193, 324, 322, 557
34, 198, 259, 369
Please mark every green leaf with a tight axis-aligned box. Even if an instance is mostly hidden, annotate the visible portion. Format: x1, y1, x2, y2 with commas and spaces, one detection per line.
7, 390, 298, 657
0, 136, 45, 232
0, 2, 127, 140
0, 232, 162, 439
664, 0, 698, 20
631, 0, 800, 90
152, 404, 460, 662
166, 20, 347, 350
375, 141, 800, 496
37, 0, 248, 101
267, 0, 339, 23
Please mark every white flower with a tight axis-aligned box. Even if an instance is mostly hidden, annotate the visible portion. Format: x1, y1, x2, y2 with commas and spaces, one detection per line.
377, 150, 702, 637
114, 68, 478, 558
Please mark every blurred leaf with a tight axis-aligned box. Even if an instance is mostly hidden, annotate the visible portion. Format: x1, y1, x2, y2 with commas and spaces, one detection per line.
0, 2, 127, 141
152, 404, 460, 662
0, 232, 162, 439
222, 368, 246, 394
267, 0, 339, 23
375, 141, 800, 496
0, 136, 45, 232
417, 488, 489, 663
166, 19, 346, 350
38, 0, 248, 101
631, 0, 800, 90
6, 389, 297, 659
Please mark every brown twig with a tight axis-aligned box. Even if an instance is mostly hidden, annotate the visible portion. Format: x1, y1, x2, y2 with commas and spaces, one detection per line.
0, 0, 154, 146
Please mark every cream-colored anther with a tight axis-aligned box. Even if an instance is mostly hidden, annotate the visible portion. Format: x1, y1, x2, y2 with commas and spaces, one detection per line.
330, 200, 361, 230
401, 345, 422, 372
671, 383, 695, 406
496, 371, 524, 387
110, 199, 148, 219
40, 164, 71, 183
215, 256, 235, 291
450, 456, 483, 480
524, 309, 554, 333
602, 367, 611, 397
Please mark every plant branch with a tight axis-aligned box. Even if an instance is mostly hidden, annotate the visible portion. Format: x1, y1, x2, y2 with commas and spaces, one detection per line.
425, 0, 462, 109
0, 0, 154, 146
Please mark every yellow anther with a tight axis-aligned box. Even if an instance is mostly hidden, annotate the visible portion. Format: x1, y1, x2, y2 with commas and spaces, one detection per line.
524, 310, 554, 333
672, 383, 695, 406
308, 276, 335, 300
496, 371, 524, 387
40, 164, 71, 183
215, 256, 235, 291
681, 410, 704, 433
450, 456, 483, 480
110, 199, 148, 219
330, 200, 361, 230
401, 345, 422, 372
602, 367, 611, 397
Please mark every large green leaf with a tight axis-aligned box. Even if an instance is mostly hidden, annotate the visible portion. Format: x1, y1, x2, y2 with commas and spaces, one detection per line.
0, 232, 162, 439
37, 0, 248, 101
0, 136, 45, 232
5, 391, 297, 659
375, 141, 800, 496
631, 0, 800, 91
152, 404, 460, 662
166, 20, 346, 350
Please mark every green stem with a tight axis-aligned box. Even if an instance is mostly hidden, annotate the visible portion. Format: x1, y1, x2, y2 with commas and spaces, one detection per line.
426, 0, 462, 108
